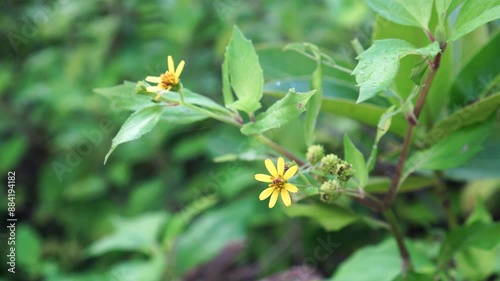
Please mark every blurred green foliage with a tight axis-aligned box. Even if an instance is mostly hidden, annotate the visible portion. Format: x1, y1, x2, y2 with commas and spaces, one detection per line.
1, 0, 499, 281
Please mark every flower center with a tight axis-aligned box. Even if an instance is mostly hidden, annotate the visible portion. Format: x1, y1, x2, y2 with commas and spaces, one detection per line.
159, 72, 178, 89
271, 176, 285, 190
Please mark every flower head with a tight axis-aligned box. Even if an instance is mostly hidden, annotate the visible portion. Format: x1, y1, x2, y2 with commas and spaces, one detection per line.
145, 55, 185, 101
306, 144, 325, 165
255, 157, 299, 208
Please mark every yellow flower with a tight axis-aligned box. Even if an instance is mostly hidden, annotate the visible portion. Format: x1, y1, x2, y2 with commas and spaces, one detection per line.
145, 55, 185, 101
255, 157, 299, 208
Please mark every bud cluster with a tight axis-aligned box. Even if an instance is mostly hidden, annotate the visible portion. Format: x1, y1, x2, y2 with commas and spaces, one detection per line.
306, 144, 357, 203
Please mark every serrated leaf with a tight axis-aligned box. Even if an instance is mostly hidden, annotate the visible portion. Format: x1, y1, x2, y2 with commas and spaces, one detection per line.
240, 89, 316, 135
450, 0, 500, 41
343, 134, 368, 187
104, 104, 166, 164
404, 119, 493, 176
223, 26, 263, 115
353, 39, 440, 103
364, 0, 434, 29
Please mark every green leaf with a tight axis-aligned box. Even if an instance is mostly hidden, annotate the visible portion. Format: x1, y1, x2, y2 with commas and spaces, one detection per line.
425, 92, 500, 145
331, 239, 435, 281
0, 135, 27, 174
94, 81, 152, 112
111, 255, 165, 281
221, 58, 233, 106
305, 64, 323, 146
264, 78, 408, 137
163, 88, 231, 122
16, 225, 42, 270
364, 176, 435, 194
456, 247, 496, 280
466, 197, 493, 225
87, 212, 169, 256
404, 120, 493, 177
450, 0, 500, 41
240, 89, 316, 135
392, 273, 435, 281
449, 31, 500, 106
438, 222, 500, 267
435, 0, 454, 17
364, 0, 434, 29
175, 200, 250, 275
353, 39, 440, 103
343, 134, 368, 187
104, 104, 166, 164
284, 203, 358, 231
448, 0, 467, 14
160, 105, 207, 124
223, 26, 264, 115
445, 129, 500, 180
372, 16, 454, 124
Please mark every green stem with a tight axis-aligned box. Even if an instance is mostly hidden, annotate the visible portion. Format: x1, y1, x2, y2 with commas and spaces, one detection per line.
256, 135, 305, 166
383, 209, 413, 275
434, 171, 458, 229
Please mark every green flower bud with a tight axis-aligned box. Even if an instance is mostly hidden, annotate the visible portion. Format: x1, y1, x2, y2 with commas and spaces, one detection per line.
319, 180, 343, 203
320, 154, 340, 175
336, 161, 355, 182
307, 145, 325, 165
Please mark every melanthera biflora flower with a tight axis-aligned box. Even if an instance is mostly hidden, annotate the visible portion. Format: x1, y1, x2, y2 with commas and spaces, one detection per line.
255, 157, 299, 208
145, 55, 185, 101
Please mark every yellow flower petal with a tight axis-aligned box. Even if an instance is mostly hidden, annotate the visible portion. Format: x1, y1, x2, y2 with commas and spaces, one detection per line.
176, 60, 185, 77
146, 86, 161, 92
145, 76, 161, 83
259, 187, 275, 200
255, 174, 273, 183
277, 157, 285, 176
281, 189, 292, 206
168, 56, 175, 73
284, 183, 298, 193
265, 159, 278, 178
283, 165, 298, 180
269, 189, 279, 208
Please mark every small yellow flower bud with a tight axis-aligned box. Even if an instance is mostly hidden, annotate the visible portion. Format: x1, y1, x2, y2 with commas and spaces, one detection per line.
320, 154, 340, 175
319, 180, 343, 203
307, 145, 325, 165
